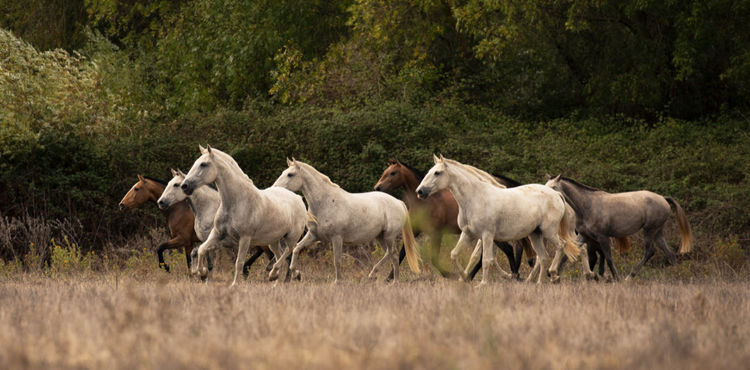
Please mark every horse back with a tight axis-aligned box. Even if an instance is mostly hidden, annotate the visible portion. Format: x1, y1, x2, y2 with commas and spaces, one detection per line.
592, 190, 670, 235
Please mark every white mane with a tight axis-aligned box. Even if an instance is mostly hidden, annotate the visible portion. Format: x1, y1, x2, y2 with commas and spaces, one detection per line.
211, 149, 254, 185
295, 161, 340, 189
443, 159, 506, 189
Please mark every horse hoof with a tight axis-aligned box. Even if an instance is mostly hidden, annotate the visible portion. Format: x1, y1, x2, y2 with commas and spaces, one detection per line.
200, 275, 207, 282
268, 273, 278, 282
550, 275, 561, 284
294, 272, 301, 281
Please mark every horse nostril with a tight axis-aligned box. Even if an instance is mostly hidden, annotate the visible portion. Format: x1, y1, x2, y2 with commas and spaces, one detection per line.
375, 185, 381, 191
181, 183, 188, 190
417, 189, 423, 196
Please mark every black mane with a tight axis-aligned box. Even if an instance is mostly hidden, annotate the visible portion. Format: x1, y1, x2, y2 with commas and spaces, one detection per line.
144, 176, 167, 186
560, 176, 601, 192
399, 161, 425, 180
492, 173, 523, 188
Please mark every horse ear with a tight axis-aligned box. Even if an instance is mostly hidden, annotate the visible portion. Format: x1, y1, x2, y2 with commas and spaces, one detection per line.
199, 144, 207, 154
137, 174, 145, 182
170, 168, 179, 177
286, 157, 294, 166
432, 154, 440, 164
439, 154, 445, 161
388, 158, 396, 165
206, 144, 213, 155
554, 174, 561, 180
545, 173, 551, 180
178, 169, 187, 177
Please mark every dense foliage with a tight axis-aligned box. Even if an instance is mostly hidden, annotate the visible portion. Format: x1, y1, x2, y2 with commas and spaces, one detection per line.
1, 1, 749, 262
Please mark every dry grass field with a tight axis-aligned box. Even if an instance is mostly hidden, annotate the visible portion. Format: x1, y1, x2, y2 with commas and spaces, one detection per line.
2, 262, 750, 369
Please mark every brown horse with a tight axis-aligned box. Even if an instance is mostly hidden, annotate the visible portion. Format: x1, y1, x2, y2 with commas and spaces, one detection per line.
374, 159, 533, 280
119, 175, 271, 274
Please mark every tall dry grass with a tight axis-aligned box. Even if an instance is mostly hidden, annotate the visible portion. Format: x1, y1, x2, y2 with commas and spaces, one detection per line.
1, 273, 749, 369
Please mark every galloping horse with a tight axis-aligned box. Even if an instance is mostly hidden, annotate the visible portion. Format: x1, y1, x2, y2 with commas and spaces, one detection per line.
416, 155, 582, 285
119, 175, 198, 271
157, 169, 275, 278
374, 159, 533, 279
181, 146, 307, 287
545, 175, 693, 280
273, 159, 421, 283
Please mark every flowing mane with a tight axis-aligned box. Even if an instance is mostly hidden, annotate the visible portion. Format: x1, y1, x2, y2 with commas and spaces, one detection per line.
443, 159, 506, 189
296, 161, 340, 189
211, 149, 254, 185
560, 176, 602, 192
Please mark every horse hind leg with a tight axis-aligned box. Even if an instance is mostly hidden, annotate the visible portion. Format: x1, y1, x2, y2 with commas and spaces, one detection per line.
654, 231, 677, 265
525, 233, 547, 284
625, 232, 656, 281
450, 232, 477, 282
242, 247, 265, 278
369, 239, 392, 280
389, 239, 401, 283
496, 241, 517, 279
331, 235, 344, 283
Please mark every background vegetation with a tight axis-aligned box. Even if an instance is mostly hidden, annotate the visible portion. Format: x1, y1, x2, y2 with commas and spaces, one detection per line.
1, 0, 748, 275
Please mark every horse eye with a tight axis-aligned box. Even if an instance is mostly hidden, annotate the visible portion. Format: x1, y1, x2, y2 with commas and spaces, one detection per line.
434, 171, 442, 176
390, 172, 397, 176
134, 187, 140, 191
200, 162, 208, 167
287, 173, 294, 177
173, 184, 179, 187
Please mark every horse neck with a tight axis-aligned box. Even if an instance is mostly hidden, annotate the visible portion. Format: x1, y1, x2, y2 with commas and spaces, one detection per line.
559, 180, 592, 216
300, 171, 342, 209
145, 182, 165, 207
399, 170, 422, 207
214, 161, 261, 206
188, 186, 220, 216
445, 169, 491, 210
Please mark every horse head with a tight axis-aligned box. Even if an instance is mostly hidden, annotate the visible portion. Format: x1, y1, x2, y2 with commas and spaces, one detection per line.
181, 145, 219, 196
416, 154, 449, 199
158, 169, 188, 210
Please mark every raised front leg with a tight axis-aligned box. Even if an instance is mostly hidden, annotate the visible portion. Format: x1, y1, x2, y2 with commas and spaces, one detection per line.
195, 230, 222, 279
331, 235, 344, 283
450, 232, 476, 282
156, 237, 186, 272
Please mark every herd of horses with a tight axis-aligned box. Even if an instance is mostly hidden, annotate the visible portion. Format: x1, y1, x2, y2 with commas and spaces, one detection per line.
119, 146, 693, 286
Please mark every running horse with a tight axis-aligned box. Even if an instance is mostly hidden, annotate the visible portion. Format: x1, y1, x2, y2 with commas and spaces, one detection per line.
545, 175, 693, 280
374, 159, 533, 280
119, 175, 198, 271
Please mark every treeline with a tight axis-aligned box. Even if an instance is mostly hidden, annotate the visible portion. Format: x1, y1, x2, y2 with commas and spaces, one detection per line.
3, 0, 750, 118
1, 1, 749, 258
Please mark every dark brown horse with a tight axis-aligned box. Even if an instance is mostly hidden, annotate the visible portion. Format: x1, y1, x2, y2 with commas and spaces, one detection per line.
374, 159, 533, 280
119, 175, 271, 274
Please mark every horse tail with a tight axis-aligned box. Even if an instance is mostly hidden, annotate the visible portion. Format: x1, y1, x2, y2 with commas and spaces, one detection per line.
613, 237, 631, 254
665, 196, 693, 254
558, 199, 580, 261
401, 214, 422, 274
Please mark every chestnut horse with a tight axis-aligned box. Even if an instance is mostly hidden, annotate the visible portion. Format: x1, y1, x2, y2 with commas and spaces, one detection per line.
374, 159, 533, 280
119, 174, 271, 274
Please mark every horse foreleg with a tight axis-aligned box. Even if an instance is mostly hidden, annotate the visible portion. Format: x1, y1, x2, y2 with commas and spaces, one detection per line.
269, 240, 291, 281
230, 237, 252, 288
156, 237, 184, 272
464, 240, 483, 280
242, 246, 265, 278
496, 241, 517, 278
289, 231, 318, 280
450, 232, 476, 282
596, 237, 620, 281
331, 235, 344, 283
385, 244, 407, 282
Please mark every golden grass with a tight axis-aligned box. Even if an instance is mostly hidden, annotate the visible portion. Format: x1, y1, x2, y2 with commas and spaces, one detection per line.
1, 270, 749, 369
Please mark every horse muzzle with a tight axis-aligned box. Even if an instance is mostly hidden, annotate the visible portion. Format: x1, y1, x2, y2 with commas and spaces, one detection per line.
157, 200, 169, 210
181, 182, 194, 196
416, 187, 431, 199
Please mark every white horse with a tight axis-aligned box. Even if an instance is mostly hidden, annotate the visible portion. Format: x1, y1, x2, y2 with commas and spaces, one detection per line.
157, 168, 277, 278
180, 145, 307, 287
416, 155, 581, 284
272, 158, 421, 283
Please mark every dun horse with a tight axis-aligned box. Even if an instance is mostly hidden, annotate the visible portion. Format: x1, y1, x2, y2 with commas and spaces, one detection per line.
273, 159, 421, 282
119, 175, 198, 271
545, 175, 693, 280
157, 169, 275, 278
374, 159, 533, 279
181, 146, 306, 287
416, 155, 583, 285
